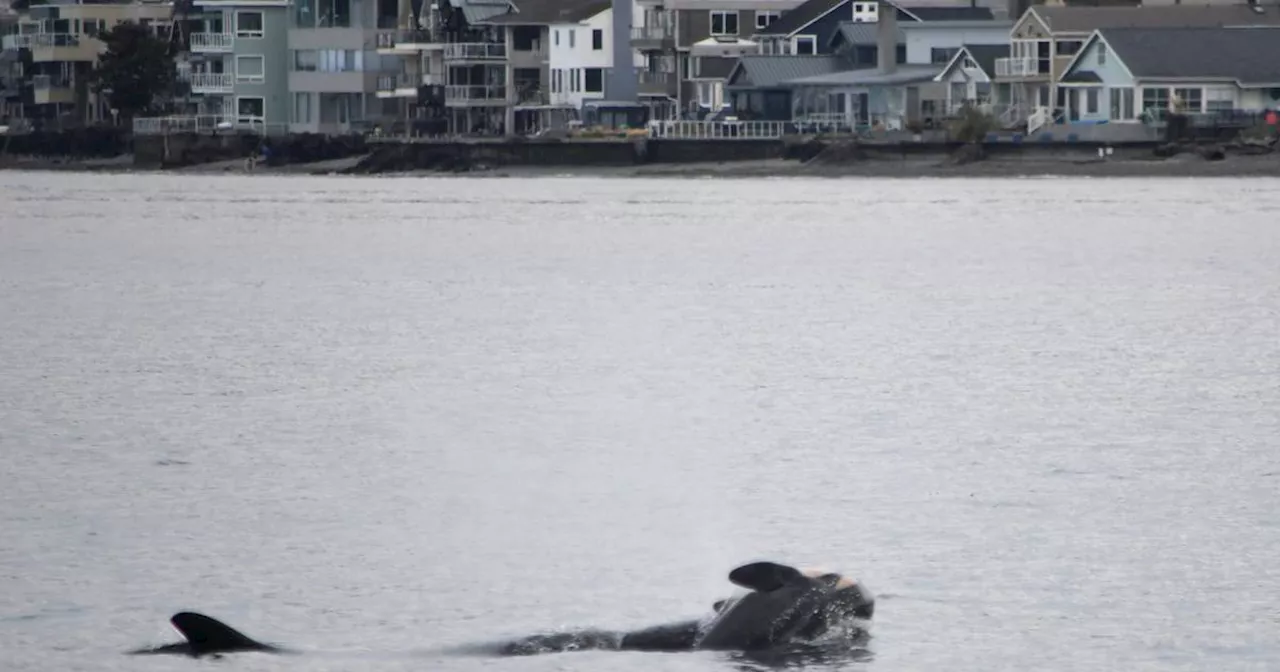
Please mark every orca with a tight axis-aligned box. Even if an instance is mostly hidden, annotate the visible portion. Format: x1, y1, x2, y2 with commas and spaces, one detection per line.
127, 612, 289, 658
126, 561, 873, 659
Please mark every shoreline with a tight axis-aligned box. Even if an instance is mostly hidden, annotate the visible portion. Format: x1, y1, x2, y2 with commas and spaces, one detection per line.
4, 152, 1280, 179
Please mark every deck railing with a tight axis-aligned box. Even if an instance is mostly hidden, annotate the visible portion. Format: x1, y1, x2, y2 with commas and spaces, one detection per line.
647, 120, 786, 140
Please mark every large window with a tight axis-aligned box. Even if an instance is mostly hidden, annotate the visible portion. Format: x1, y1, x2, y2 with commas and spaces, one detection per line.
234, 11, 263, 38
1173, 87, 1202, 114
1109, 87, 1134, 120
292, 49, 363, 72
1205, 86, 1235, 114
295, 0, 315, 27
293, 92, 312, 123
1142, 87, 1169, 120
710, 10, 738, 35
318, 0, 352, 28
235, 55, 265, 83
584, 67, 602, 93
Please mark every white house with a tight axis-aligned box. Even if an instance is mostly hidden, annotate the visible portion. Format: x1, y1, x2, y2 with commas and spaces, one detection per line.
932, 43, 1007, 113
899, 19, 1011, 64
548, 1, 643, 109
1055, 25, 1280, 125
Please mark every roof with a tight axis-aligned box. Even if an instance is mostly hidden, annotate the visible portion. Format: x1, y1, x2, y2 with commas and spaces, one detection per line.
960, 43, 1007, 76
786, 63, 942, 87
1033, 4, 1280, 33
1093, 26, 1280, 85
726, 54, 847, 89
480, 0, 609, 24
830, 20, 903, 47
695, 56, 739, 80
1059, 70, 1102, 84
757, 0, 845, 36
904, 6, 993, 21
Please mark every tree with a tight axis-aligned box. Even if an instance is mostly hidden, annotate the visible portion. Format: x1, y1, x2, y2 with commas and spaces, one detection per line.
90, 21, 178, 121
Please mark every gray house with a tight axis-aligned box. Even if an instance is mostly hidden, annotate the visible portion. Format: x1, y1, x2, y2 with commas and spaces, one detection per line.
184, 0, 291, 131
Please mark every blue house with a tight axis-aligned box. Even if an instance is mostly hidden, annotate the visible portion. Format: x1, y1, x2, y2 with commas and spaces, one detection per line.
1056, 26, 1280, 126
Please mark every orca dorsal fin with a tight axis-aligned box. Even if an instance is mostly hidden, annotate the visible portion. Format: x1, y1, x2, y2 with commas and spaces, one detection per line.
170, 612, 273, 655
728, 561, 805, 593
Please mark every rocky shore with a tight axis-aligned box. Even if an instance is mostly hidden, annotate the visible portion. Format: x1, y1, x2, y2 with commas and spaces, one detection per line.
4, 137, 1278, 179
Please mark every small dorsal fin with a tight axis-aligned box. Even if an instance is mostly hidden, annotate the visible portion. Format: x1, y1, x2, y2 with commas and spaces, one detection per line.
727, 561, 805, 593
170, 612, 272, 655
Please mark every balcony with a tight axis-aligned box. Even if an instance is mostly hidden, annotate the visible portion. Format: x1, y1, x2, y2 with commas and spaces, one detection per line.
375, 72, 418, 98
29, 33, 98, 63
442, 42, 506, 62
636, 69, 675, 97
190, 32, 233, 53
375, 29, 436, 54
2, 34, 33, 50
994, 56, 1044, 80
630, 23, 675, 50
189, 72, 234, 94
32, 74, 74, 104
444, 84, 506, 106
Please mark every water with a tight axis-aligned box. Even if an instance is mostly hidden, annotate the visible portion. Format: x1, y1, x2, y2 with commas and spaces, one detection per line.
1, 172, 1278, 672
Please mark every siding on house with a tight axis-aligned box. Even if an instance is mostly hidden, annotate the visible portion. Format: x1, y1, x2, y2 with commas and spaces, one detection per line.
900, 22, 1011, 63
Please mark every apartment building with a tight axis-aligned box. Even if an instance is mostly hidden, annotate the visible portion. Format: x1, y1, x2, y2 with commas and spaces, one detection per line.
287, 0, 403, 134
178, 0, 289, 129
1, 0, 172, 126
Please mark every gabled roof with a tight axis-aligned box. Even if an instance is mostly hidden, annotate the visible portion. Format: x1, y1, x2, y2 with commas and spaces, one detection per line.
827, 20, 903, 49
479, 0, 609, 24
1062, 26, 1280, 85
756, 0, 978, 38
932, 42, 1007, 81
725, 54, 846, 89
1032, 3, 1280, 34
756, 0, 846, 37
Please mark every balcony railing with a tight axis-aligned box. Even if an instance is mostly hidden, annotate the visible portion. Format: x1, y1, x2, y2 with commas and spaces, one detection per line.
444, 84, 506, 103
189, 72, 234, 93
647, 120, 786, 140
994, 56, 1040, 78
442, 42, 506, 61
636, 68, 674, 95
29, 33, 81, 48
2, 34, 33, 50
32, 73, 70, 89
132, 114, 274, 136
630, 24, 674, 42
376, 73, 417, 91
377, 28, 436, 50
189, 32, 233, 52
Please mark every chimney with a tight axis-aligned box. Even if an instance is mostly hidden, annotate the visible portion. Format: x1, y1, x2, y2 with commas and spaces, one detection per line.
876, 0, 897, 74
607, 0, 638, 101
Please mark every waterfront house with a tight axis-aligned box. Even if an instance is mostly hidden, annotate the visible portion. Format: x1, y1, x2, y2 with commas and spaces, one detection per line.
1055, 26, 1280, 127
823, 2, 999, 66
723, 54, 844, 119
2, 0, 173, 127
931, 43, 1007, 114
992, 3, 1280, 132
181, 0, 290, 132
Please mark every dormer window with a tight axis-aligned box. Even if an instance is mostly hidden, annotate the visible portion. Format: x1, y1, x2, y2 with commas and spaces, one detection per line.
852, 1, 878, 22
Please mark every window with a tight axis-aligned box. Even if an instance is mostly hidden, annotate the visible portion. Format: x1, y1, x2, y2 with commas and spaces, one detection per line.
1109, 87, 1134, 120
755, 11, 779, 30
1142, 87, 1169, 120
1084, 87, 1098, 115
554, 29, 559, 46
293, 92, 311, 123
1205, 86, 1235, 114
793, 35, 815, 55
710, 10, 738, 35
963, 56, 977, 70
852, 2, 878, 22
317, 0, 352, 28
1097, 42, 1106, 66
1056, 40, 1082, 56
237, 96, 265, 120
295, 0, 315, 27
1173, 87, 1202, 114
568, 29, 575, 48
592, 28, 602, 50
584, 67, 602, 93
293, 50, 318, 71
235, 55, 265, 83
235, 11, 263, 38
931, 47, 958, 64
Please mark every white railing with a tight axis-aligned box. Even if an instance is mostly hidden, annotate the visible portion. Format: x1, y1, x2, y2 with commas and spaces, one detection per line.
3, 33, 83, 49
422, 73, 442, 86
1027, 105, 1051, 135
444, 84, 507, 103
2, 34, 33, 49
189, 72, 234, 93
647, 120, 785, 140
994, 56, 1038, 78
189, 32, 233, 52
442, 42, 506, 61
132, 114, 271, 135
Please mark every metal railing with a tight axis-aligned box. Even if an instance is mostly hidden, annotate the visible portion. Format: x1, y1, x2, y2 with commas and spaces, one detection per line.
189, 32, 233, 52
132, 114, 274, 135
376, 73, 417, 91
189, 72, 234, 93
377, 28, 436, 49
444, 84, 506, 103
29, 33, 81, 48
442, 42, 506, 61
994, 56, 1038, 78
630, 23, 674, 41
31, 74, 70, 89
647, 120, 786, 140
637, 69, 671, 84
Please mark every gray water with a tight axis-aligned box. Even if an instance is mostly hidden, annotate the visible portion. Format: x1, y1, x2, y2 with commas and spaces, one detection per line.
1, 172, 1277, 672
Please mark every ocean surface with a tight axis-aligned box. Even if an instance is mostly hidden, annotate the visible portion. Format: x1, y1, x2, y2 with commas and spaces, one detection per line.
1, 172, 1278, 672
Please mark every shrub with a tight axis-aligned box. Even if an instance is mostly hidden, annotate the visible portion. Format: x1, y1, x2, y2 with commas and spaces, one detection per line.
948, 106, 998, 144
